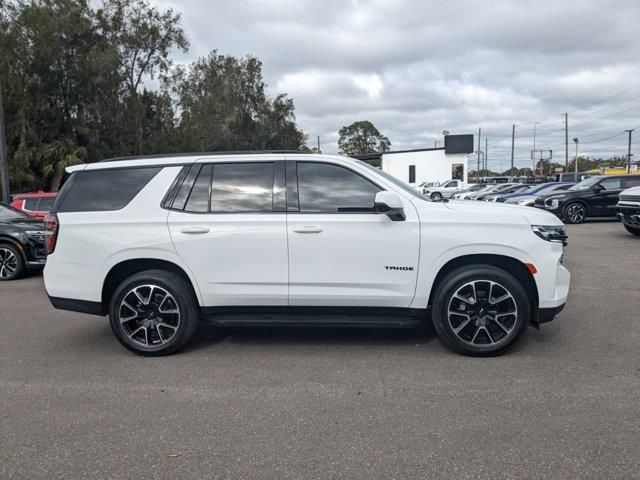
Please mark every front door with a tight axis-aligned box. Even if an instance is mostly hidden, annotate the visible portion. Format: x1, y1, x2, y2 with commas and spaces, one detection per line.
167, 160, 288, 306
286, 160, 420, 307
591, 177, 623, 216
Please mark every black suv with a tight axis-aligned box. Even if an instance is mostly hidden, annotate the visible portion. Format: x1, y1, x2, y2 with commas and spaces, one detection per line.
534, 175, 640, 224
0, 203, 46, 280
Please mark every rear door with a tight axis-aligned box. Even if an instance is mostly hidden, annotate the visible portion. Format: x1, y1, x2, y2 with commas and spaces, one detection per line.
285, 159, 420, 307
167, 160, 288, 306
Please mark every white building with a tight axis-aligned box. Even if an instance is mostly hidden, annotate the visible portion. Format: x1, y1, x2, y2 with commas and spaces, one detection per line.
354, 134, 473, 186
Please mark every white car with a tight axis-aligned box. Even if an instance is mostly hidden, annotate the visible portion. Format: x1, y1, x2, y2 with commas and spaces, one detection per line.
451, 184, 491, 200
616, 185, 640, 235
414, 181, 440, 193
44, 153, 570, 357
423, 179, 466, 201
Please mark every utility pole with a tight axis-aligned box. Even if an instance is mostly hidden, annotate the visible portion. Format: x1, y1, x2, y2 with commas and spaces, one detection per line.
573, 138, 579, 173
0, 74, 10, 204
485, 138, 488, 175
564, 113, 569, 169
510, 124, 515, 172
625, 129, 634, 173
317, 136, 320, 153
532, 122, 539, 177
477, 127, 481, 180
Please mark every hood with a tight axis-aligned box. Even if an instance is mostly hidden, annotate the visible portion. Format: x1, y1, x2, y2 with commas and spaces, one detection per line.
440, 199, 564, 226
621, 186, 640, 196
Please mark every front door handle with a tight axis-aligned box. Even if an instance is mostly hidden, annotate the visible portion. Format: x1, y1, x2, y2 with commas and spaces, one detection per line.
180, 226, 210, 234
293, 226, 323, 234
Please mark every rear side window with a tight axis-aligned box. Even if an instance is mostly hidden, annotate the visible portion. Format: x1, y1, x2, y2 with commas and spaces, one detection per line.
58, 167, 161, 212
296, 162, 381, 213
38, 197, 55, 211
623, 177, 640, 188
167, 162, 275, 213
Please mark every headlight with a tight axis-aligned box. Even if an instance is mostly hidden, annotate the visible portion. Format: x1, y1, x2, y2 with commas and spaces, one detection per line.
515, 199, 533, 206
545, 198, 560, 209
531, 225, 567, 245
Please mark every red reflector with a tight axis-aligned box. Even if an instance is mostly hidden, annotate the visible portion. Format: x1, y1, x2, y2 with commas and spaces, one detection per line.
525, 263, 538, 275
44, 213, 59, 255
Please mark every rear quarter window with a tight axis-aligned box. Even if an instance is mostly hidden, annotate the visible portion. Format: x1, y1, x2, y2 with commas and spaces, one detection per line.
57, 167, 161, 212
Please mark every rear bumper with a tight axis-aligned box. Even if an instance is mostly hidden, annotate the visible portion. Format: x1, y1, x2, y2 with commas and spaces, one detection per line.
48, 296, 105, 316
536, 303, 565, 324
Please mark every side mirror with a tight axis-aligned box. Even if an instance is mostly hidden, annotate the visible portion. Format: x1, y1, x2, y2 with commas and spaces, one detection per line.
593, 184, 604, 193
374, 191, 406, 221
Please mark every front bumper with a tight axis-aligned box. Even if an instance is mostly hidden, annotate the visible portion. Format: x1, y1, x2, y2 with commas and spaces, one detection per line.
616, 205, 640, 226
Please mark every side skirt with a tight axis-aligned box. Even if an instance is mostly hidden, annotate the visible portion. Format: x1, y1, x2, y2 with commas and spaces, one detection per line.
200, 306, 427, 328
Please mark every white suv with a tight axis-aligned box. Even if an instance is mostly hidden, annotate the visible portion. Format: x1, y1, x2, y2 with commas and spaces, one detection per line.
44, 153, 570, 356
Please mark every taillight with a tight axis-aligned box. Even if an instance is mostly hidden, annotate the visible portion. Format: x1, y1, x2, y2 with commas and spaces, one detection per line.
44, 213, 59, 255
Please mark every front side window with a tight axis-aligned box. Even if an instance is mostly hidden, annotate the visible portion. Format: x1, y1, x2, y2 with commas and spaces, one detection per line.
598, 178, 622, 190
297, 162, 381, 213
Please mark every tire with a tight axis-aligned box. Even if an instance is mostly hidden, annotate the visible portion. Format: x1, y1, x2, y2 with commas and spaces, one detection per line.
0, 243, 25, 281
431, 192, 443, 202
431, 265, 531, 357
563, 202, 587, 224
624, 224, 640, 236
109, 269, 199, 356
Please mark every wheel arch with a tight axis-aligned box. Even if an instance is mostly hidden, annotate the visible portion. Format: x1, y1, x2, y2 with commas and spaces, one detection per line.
563, 198, 590, 216
101, 258, 201, 314
0, 235, 27, 262
427, 254, 539, 320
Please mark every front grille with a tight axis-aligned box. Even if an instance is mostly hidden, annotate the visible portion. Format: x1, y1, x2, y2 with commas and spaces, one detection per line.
619, 194, 640, 202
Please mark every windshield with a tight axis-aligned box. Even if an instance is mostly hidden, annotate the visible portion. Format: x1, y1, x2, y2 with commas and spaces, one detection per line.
569, 177, 601, 191
0, 203, 30, 221
356, 161, 427, 200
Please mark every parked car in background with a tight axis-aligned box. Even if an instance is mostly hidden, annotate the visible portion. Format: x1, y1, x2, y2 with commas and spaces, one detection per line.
422, 179, 466, 201
483, 184, 531, 202
414, 180, 440, 193
616, 185, 640, 236
466, 183, 518, 201
505, 183, 574, 206
451, 183, 490, 200
551, 172, 591, 183
11, 192, 57, 219
0, 203, 47, 280
535, 175, 640, 224
44, 152, 569, 357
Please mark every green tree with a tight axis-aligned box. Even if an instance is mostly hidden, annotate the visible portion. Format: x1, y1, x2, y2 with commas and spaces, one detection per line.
338, 121, 391, 156
168, 51, 305, 152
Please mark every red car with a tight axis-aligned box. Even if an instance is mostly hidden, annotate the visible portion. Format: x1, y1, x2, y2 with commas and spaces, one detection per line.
10, 192, 57, 219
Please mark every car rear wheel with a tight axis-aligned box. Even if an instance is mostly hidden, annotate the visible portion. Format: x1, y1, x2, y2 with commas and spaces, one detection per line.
431, 265, 530, 356
109, 269, 199, 356
623, 224, 640, 236
0, 244, 25, 281
563, 202, 586, 224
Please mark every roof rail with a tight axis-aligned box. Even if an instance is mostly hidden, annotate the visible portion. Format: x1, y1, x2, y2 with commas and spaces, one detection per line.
97, 150, 306, 163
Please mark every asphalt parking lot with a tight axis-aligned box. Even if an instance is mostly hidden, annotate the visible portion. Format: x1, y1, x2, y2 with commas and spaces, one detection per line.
1, 220, 639, 479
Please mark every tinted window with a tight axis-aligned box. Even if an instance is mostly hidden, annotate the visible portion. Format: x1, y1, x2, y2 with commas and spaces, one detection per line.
185, 164, 212, 213
623, 177, 640, 188
59, 167, 161, 212
38, 197, 55, 211
211, 163, 274, 213
297, 162, 381, 213
409, 165, 416, 183
172, 165, 202, 210
599, 178, 622, 190
23, 199, 40, 210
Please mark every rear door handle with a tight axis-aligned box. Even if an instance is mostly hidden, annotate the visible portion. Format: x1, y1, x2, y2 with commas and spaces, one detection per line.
293, 226, 323, 234
180, 226, 210, 234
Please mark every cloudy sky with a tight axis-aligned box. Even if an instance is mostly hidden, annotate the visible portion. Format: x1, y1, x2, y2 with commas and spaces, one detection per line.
152, 0, 640, 170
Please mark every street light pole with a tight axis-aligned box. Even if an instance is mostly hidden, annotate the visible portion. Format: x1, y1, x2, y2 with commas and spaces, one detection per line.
573, 138, 579, 174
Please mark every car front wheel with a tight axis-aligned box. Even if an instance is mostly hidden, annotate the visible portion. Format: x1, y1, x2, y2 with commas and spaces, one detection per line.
109, 269, 199, 356
0, 243, 25, 281
431, 192, 443, 202
431, 265, 530, 356
624, 224, 640, 236
563, 202, 587, 224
